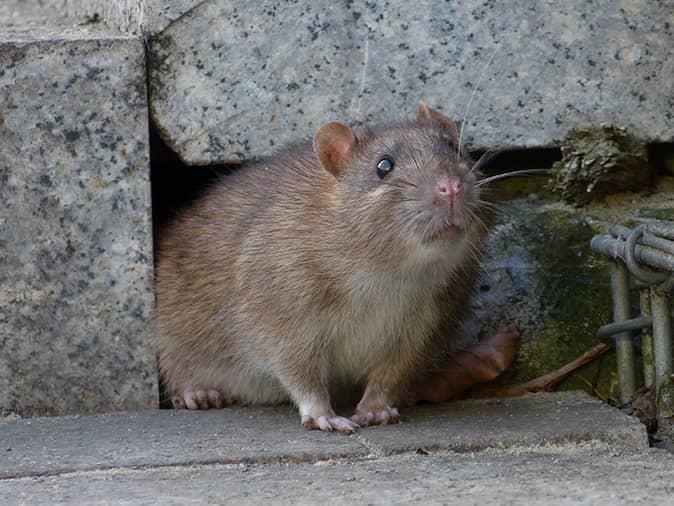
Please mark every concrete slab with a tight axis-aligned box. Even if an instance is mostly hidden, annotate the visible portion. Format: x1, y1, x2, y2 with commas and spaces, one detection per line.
1, 445, 672, 505
0, 392, 647, 481
148, 0, 674, 164
357, 390, 647, 454
0, 407, 367, 479
0, 35, 157, 416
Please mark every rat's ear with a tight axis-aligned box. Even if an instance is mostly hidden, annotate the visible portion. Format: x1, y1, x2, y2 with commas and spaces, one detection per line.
313, 121, 358, 177
417, 101, 459, 144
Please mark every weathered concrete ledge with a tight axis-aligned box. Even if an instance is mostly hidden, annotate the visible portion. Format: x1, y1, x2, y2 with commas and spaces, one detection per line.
0, 33, 157, 416
360, 391, 647, 453
148, 0, 674, 164
0, 392, 647, 480
2, 447, 672, 505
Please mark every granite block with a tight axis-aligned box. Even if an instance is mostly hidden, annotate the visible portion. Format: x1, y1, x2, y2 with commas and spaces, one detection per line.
26, 0, 203, 36
0, 36, 157, 415
95, 0, 202, 35
0, 1, 122, 40
139, 0, 203, 34
148, 0, 674, 165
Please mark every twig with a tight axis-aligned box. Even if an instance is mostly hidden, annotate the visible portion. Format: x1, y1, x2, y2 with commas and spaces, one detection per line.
575, 374, 606, 401
475, 342, 613, 398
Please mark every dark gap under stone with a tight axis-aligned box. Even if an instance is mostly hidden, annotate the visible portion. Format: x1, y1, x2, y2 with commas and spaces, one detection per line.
149, 124, 237, 259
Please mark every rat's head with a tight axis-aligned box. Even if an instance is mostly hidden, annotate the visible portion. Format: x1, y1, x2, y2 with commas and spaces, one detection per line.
313, 103, 489, 262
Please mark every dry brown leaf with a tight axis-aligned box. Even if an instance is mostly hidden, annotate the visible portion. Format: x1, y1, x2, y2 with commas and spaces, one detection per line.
404, 326, 519, 404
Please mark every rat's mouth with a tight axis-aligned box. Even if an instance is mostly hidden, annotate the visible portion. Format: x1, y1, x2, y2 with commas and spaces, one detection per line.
426, 223, 464, 243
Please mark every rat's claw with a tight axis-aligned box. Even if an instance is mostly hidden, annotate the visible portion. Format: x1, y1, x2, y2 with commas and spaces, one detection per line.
206, 389, 226, 408
351, 406, 400, 427
172, 389, 226, 410
302, 414, 360, 434
330, 416, 360, 434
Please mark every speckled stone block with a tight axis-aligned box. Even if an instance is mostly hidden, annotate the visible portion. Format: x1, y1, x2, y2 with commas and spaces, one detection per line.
148, 0, 674, 164
0, 36, 158, 415
45, 0, 203, 35
0, 1, 199, 37
103, 0, 202, 35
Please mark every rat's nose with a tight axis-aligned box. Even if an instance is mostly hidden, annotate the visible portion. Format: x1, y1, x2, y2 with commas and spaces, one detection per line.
435, 175, 463, 198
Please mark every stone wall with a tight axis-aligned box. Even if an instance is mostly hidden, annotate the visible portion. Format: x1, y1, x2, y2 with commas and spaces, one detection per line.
1, 14, 157, 416
1, 0, 672, 415
147, 0, 674, 164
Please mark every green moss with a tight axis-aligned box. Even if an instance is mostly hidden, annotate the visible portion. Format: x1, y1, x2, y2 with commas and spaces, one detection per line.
488, 178, 555, 201
487, 202, 620, 399
636, 208, 674, 221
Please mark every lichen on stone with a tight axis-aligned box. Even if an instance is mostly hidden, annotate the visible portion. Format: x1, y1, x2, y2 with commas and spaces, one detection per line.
656, 375, 674, 419
549, 125, 651, 205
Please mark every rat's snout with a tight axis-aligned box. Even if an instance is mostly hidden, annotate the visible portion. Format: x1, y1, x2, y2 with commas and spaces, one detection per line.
434, 175, 463, 200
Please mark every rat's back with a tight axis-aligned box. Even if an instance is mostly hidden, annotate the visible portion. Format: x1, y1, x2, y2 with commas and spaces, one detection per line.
154, 144, 328, 406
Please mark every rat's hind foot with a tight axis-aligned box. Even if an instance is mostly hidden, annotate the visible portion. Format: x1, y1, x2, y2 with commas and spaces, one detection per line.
402, 326, 519, 404
172, 389, 226, 410
350, 406, 400, 427
301, 414, 360, 434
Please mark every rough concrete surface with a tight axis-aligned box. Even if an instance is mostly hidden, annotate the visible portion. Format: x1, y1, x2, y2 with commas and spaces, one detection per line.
148, 0, 674, 164
0, 406, 366, 479
361, 392, 647, 454
1, 444, 673, 505
0, 392, 647, 481
0, 36, 157, 416
0, 393, 663, 504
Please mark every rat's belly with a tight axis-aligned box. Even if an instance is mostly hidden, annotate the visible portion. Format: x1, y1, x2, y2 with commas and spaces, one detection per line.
326, 289, 442, 384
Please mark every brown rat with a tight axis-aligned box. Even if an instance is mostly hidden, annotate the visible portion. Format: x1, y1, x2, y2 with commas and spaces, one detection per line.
153, 103, 494, 433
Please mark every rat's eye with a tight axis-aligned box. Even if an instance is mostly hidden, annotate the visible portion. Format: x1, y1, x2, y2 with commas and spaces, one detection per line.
376, 157, 394, 179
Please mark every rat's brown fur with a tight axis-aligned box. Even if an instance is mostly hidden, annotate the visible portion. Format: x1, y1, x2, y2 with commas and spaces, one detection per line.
153, 105, 491, 432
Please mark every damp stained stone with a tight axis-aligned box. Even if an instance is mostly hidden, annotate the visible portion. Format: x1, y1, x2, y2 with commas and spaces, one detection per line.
467, 198, 617, 399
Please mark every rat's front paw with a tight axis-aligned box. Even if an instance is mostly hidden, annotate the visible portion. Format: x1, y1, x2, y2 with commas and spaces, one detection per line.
350, 405, 400, 427
301, 414, 360, 434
